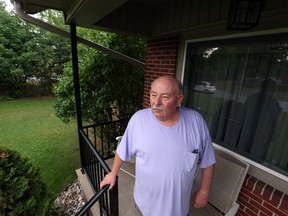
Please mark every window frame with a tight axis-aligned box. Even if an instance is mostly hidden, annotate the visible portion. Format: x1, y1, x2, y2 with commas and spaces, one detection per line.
178, 31, 288, 194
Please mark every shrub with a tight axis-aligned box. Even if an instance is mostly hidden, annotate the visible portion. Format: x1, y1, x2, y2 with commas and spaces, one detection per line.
0, 146, 52, 215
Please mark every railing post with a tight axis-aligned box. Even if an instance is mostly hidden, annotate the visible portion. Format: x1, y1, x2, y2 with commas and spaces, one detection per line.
70, 23, 84, 171
110, 180, 119, 216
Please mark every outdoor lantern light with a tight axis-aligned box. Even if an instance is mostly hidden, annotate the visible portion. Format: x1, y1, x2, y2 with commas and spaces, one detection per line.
227, 0, 264, 30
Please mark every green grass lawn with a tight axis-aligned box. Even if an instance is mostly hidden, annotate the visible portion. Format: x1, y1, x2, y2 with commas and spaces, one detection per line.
0, 97, 80, 197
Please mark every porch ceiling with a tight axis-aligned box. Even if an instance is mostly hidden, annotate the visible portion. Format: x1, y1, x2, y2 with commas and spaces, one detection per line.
12, 0, 169, 38
13, 0, 288, 39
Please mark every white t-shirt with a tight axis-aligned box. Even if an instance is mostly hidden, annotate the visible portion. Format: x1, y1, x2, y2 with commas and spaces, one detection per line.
117, 107, 215, 216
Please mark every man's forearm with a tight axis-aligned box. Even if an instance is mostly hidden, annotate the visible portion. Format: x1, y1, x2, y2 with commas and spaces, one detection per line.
111, 153, 124, 175
200, 164, 215, 193
193, 164, 215, 208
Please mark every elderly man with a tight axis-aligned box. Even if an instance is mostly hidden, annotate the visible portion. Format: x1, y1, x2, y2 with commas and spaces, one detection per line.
100, 75, 215, 216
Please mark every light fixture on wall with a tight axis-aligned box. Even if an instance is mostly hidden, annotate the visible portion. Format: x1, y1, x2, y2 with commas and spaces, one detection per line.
227, 0, 264, 30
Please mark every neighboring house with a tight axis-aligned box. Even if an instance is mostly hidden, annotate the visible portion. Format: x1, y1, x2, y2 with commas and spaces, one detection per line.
14, 0, 288, 215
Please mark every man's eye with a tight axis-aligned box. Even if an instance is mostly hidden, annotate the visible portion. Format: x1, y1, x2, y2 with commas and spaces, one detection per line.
162, 96, 169, 99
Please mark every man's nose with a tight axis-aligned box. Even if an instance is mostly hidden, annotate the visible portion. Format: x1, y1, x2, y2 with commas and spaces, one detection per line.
154, 96, 162, 104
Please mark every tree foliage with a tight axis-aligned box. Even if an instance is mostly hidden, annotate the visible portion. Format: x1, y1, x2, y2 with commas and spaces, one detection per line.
54, 31, 146, 124
0, 3, 70, 98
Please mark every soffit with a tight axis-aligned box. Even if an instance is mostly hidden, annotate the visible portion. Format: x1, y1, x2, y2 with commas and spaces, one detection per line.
13, 0, 168, 37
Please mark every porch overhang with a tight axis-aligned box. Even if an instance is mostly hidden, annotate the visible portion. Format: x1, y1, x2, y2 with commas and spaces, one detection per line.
13, 0, 288, 40
13, 0, 128, 21
12, 0, 168, 38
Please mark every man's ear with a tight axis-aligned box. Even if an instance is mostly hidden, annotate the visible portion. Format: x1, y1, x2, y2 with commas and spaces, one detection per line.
177, 94, 184, 106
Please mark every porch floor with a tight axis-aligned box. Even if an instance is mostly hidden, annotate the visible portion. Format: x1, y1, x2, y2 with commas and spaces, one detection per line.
105, 158, 141, 216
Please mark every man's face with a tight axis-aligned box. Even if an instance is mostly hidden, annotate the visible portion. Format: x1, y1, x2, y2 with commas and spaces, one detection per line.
150, 77, 183, 123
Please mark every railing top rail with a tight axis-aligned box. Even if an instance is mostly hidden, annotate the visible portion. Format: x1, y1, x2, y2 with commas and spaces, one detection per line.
82, 118, 129, 129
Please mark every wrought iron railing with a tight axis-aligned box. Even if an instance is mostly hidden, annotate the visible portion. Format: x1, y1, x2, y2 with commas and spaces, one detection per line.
76, 119, 128, 216
82, 119, 129, 160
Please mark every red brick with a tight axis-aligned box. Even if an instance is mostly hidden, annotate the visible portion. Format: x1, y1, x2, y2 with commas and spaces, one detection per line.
238, 197, 248, 209
239, 186, 287, 216
143, 34, 179, 106
156, 55, 166, 60
262, 184, 274, 202
254, 180, 266, 195
154, 51, 162, 55
161, 60, 170, 64
152, 68, 160, 72
238, 196, 259, 214
162, 51, 176, 56
152, 60, 161, 64
239, 203, 246, 211
243, 176, 257, 191
238, 190, 250, 201
156, 64, 165, 69
239, 188, 263, 203
237, 208, 249, 216
245, 207, 259, 216
250, 199, 273, 216
279, 194, 288, 215
147, 64, 156, 68
165, 55, 177, 60
159, 68, 169, 72
147, 55, 156, 60
263, 201, 287, 216
259, 211, 270, 216
270, 189, 283, 207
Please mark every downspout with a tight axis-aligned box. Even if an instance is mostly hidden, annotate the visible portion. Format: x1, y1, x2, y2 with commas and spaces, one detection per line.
14, 2, 145, 69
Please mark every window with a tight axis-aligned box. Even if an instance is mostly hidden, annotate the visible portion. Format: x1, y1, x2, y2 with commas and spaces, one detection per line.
183, 34, 288, 176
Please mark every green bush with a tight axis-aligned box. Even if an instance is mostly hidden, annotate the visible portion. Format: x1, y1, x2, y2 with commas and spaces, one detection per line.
0, 146, 52, 216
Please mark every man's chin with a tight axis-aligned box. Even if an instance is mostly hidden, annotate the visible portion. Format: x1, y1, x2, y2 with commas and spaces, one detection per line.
152, 109, 162, 115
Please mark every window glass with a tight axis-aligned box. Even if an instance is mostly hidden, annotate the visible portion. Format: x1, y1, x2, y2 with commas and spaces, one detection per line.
183, 35, 288, 176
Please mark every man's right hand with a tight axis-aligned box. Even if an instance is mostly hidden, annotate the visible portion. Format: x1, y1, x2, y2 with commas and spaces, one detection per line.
100, 153, 124, 190
100, 172, 117, 190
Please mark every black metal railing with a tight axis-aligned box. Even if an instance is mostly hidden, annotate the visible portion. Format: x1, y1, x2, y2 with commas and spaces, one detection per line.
76, 119, 129, 216
76, 184, 110, 216
82, 119, 129, 160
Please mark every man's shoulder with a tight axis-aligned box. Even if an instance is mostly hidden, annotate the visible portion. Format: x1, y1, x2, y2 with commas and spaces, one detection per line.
130, 108, 151, 121
180, 107, 207, 126
127, 108, 153, 130
180, 107, 201, 117
134, 108, 151, 115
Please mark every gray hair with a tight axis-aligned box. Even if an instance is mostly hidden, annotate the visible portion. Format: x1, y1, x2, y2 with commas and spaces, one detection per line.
175, 78, 183, 95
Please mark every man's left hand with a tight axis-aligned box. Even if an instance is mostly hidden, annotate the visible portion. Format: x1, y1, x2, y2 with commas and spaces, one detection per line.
193, 190, 208, 208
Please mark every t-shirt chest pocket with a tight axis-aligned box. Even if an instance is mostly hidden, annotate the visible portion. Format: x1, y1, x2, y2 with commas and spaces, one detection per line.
183, 151, 199, 174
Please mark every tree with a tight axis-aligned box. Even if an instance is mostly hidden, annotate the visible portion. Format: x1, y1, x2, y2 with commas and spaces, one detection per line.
53, 31, 146, 124
33, 10, 71, 95
0, 4, 70, 98
0, 2, 33, 97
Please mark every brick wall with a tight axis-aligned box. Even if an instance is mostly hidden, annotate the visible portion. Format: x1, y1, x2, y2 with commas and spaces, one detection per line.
143, 35, 179, 107
237, 175, 288, 216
